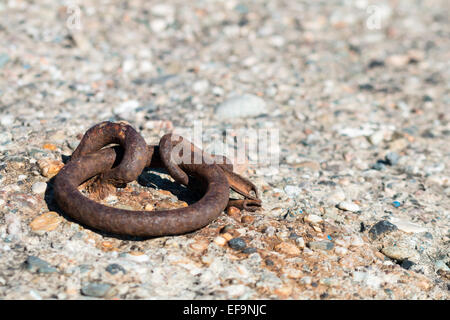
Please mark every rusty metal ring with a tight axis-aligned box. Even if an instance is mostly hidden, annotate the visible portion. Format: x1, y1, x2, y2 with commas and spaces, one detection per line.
54, 147, 230, 237
71, 121, 149, 187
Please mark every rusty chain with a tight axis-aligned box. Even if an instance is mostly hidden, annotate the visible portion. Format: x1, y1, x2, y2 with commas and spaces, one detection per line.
53, 121, 262, 237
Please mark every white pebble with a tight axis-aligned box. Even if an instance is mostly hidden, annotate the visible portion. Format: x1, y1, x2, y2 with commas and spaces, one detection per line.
337, 201, 360, 212
192, 80, 209, 93
284, 185, 302, 198
304, 214, 323, 225
31, 182, 47, 194
0, 114, 14, 126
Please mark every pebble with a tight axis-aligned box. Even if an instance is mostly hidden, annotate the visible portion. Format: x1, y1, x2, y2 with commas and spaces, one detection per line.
304, 214, 323, 225
368, 131, 384, 145
295, 237, 305, 248
386, 54, 410, 67
29, 212, 62, 233
284, 185, 302, 198
401, 259, 415, 270
275, 242, 301, 255
368, 220, 398, 240
381, 246, 414, 261
192, 80, 209, 93
308, 241, 334, 251
389, 217, 427, 234
215, 94, 268, 119
385, 152, 400, 166
113, 100, 140, 118
0, 114, 14, 126
31, 182, 47, 194
392, 201, 402, 208
81, 282, 112, 298
0, 131, 12, 144
327, 190, 346, 204
106, 264, 126, 275
24, 256, 57, 274
213, 236, 227, 246
37, 159, 64, 178
337, 201, 360, 213
189, 239, 209, 252
228, 237, 247, 251
0, 53, 9, 68
334, 246, 348, 255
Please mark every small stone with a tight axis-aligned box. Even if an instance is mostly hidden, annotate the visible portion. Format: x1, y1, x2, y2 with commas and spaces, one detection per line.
24, 256, 57, 274
392, 201, 402, 208
334, 246, 348, 255
37, 159, 64, 178
308, 241, 334, 251
337, 201, 360, 213
144, 203, 154, 211
42, 143, 58, 151
150, 19, 168, 32
126, 252, 149, 262
386, 54, 410, 67
215, 94, 268, 119
241, 215, 255, 224
242, 247, 257, 254
0, 53, 10, 68
192, 80, 209, 93
227, 206, 241, 220
106, 264, 126, 275
29, 212, 62, 232
221, 232, 233, 241
113, 100, 140, 117
435, 260, 450, 272
189, 239, 209, 252
0, 114, 14, 126
304, 214, 323, 225
401, 259, 414, 270
284, 185, 302, 198
275, 242, 301, 255
368, 220, 398, 240
81, 282, 112, 298
295, 237, 305, 248
371, 162, 386, 171
327, 190, 346, 205
381, 246, 413, 261
31, 182, 47, 194
228, 237, 247, 250
385, 152, 399, 166
263, 226, 276, 236
213, 236, 227, 246
368, 131, 384, 145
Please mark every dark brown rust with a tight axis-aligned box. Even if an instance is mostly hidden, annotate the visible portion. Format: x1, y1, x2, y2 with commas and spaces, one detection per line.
54, 147, 230, 236
53, 121, 262, 236
72, 121, 149, 187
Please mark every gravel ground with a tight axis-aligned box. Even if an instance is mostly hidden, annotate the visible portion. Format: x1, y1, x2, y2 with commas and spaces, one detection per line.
0, 0, 449, 300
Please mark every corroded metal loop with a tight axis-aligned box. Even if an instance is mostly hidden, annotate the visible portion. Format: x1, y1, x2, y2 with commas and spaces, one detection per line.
54, 147, 230, 237
72, 121, 149, 186
54, 122, 262, 236
159, 133, 261, 211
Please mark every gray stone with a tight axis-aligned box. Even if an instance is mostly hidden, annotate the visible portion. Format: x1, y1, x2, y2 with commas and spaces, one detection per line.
228, 237, 247, 250
308, 241, 334, 251
81, 282, 112, 298
24, 256, 57, 274
369, 220, 398, 240
106, 263, 126, 275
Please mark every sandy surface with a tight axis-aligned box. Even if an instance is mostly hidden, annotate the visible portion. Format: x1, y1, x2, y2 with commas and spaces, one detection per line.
0, 0, 449, 299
